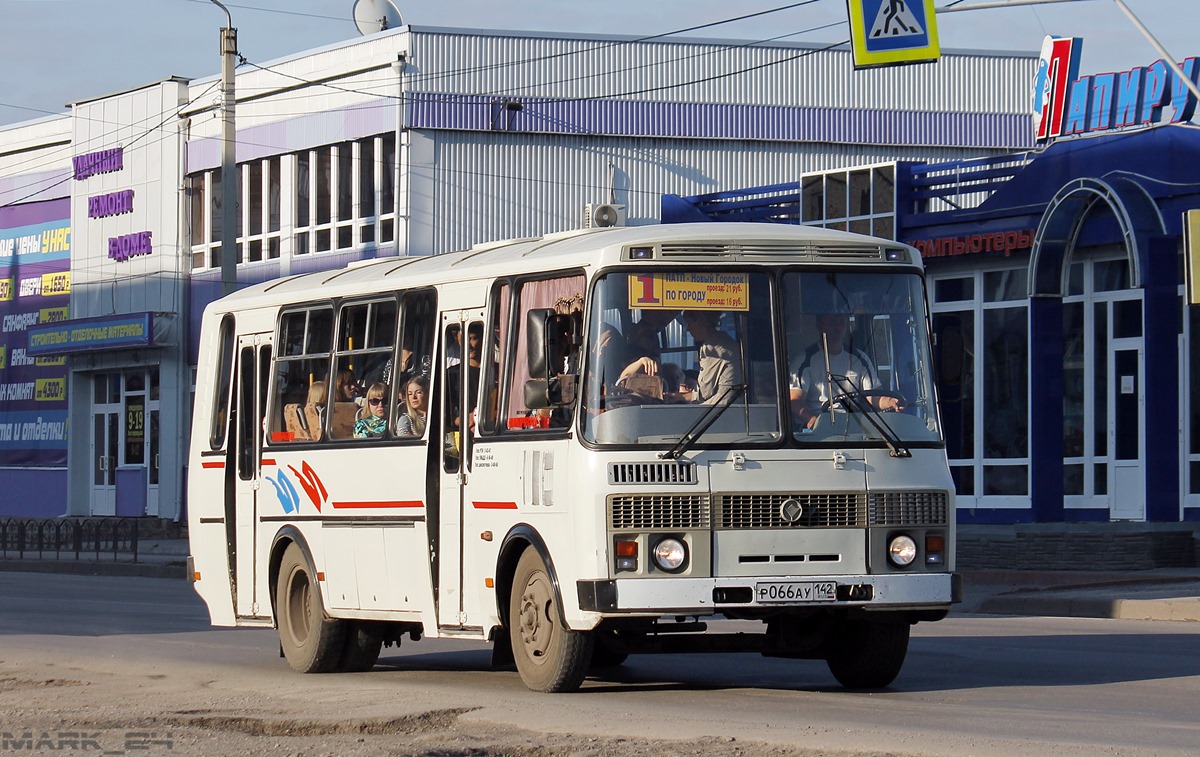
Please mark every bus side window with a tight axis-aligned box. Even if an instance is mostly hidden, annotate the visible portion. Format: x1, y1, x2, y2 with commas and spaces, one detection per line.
270, 307, 333, 444
330, 298, 396, 441
504, 274, 585, 431
395, 290, 435, 437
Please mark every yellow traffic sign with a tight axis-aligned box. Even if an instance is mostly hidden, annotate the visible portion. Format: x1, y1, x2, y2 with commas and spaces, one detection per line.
847, 0, 941, 69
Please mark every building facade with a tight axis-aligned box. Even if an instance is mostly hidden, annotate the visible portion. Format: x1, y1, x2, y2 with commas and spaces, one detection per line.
0, 26, 1036, 520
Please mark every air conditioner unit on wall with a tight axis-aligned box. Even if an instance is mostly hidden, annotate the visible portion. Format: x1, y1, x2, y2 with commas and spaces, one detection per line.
583, 203, 627, 228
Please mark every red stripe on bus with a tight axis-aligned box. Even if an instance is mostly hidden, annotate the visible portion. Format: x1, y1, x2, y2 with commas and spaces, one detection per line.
201, 461, 225, 469
261, 458, 276, 467
473, 501, 518, 510
330, 500, 424, 509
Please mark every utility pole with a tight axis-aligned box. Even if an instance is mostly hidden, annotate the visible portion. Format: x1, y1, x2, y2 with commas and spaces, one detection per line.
211, 1, 238, 296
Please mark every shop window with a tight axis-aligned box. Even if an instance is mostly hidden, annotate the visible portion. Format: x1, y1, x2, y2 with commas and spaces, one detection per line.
1067, 261, 1084, 295
949, 465, 974, 496
1112, 299, 1142, 338
189, 156, 281, 270
933, 311, 974, 459
849, 169, 871, 216
1094, 259, 1129, 291
982, 307, 1027, 458
934, 277, 973, 303
983, 464, 1028, 495
825, 172, 847, 219
1063, 463, 1084, 495
984, 268, 1027, 302
872, 215, 894, 241
802, 176, 823, 223
1062, 302, 1085, 458
1094, 463, 1107, 495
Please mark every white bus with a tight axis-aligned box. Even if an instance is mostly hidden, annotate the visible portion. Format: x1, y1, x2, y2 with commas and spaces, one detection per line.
188, 222, 958, 692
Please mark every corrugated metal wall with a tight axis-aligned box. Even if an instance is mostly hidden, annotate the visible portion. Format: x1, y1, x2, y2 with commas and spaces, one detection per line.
406, 29, 1035, 114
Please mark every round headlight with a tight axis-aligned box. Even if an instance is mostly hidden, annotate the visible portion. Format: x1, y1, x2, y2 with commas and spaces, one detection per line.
888, 534, 917, 567
652, 537, 688, 573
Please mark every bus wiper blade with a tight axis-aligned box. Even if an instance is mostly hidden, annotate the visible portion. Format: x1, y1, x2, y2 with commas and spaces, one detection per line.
827, 373, 910, 458
659, 384, 747, 460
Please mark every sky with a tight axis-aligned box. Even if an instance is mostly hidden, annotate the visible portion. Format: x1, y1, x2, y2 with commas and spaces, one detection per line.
1, 0, 1196, 128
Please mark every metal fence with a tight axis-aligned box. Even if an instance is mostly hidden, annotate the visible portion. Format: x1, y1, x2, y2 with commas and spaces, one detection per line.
0, 518, 140, 562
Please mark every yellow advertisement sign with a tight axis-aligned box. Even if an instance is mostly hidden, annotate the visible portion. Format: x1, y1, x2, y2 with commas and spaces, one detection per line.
35, 378, 66, 401
41, 271, 70, 296
627, 272, 750, 311
1187, 209, 1200, 306
39, 306, 69, 324
0, 277, 12, 302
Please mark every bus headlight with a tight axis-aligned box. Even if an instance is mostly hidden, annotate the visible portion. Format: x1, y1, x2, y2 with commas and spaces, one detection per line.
888, 534, 917, 567
652, 537, 688, 573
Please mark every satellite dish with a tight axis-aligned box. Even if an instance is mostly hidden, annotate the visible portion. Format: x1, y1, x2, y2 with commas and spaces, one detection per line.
353, 0, 403, 36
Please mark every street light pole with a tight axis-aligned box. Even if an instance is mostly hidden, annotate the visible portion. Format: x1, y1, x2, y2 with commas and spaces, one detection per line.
211, 1, 238, 296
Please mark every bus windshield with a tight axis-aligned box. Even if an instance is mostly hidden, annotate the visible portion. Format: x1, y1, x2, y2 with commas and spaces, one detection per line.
581, 269, 941, 448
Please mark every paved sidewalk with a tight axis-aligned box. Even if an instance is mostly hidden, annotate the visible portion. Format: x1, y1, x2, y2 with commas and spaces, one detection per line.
0, 538, 188, 579
958, 568, 1200, 622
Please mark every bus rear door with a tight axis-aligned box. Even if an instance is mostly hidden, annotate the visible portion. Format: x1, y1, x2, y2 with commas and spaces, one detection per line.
231, 332, 272, 619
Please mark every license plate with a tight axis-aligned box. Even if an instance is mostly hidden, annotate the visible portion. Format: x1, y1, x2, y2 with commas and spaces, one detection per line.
754, 581, 837, 604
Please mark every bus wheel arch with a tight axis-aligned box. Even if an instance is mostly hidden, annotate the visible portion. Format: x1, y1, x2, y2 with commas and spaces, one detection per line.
495, 525, 564, 631
272, 533, 346, 674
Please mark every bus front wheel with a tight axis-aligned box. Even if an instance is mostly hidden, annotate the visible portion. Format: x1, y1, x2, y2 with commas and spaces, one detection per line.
276, 543, 345, 673
509, 549, 594, 692
824, 618, 910, 689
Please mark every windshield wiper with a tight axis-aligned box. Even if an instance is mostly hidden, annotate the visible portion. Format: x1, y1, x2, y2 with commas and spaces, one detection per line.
659, 383, 747, 460
826, 373, 911, 458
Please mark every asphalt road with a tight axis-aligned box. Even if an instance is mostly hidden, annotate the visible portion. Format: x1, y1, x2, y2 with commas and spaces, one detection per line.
0, 572, 1197, 756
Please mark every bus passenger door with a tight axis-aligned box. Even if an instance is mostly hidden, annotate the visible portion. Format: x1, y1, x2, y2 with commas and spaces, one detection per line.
230, 334, 272, 619
437, 310, 483, 629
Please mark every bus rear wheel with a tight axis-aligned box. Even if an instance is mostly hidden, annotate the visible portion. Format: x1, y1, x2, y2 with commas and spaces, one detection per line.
509, 549, 594, 692
276, 543, 345, 673
824, 618, 910, 689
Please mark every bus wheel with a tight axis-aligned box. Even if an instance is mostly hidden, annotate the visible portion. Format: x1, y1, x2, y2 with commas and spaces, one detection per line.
337, 621, 383, 673
509, 549, 594, 692
824, 619, 910, 689
276, 543, 345, 673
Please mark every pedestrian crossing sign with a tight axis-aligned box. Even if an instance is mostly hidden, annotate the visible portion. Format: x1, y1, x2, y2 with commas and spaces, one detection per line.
847, 0, 940, 69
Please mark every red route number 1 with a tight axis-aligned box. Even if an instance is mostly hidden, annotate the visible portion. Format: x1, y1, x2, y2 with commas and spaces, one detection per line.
631, 274, 661, 306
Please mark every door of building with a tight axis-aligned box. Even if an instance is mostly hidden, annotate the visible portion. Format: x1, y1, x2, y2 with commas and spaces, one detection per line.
1109, 339, 1145, 519
90, 394, 120, 516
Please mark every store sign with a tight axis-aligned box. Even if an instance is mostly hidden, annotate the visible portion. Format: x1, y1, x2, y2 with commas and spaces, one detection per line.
909, 229, 1036, 259
1036, 36, 1200, 141
26, 312, 154, 356
72, 145, 153, 262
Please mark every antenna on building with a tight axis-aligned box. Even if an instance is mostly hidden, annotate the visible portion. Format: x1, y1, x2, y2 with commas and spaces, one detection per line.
352, 0, 403, 36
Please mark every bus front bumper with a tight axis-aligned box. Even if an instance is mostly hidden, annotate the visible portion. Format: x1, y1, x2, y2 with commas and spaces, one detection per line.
578, 572, 960, 614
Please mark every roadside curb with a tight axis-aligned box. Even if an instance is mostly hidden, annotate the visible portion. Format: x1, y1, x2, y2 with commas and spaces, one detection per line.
0, 558, 187, 580
974, 589, 1200, 622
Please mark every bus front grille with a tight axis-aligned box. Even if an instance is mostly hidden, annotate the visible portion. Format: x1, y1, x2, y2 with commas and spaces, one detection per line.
609, 494, 711, 530
717, 493, 866, 529
867, 491, 949, 525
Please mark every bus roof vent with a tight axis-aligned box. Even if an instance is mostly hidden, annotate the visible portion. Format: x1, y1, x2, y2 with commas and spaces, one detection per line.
659, 242, 813, 259
608, 461, 697, 485
811, 246, 886, 262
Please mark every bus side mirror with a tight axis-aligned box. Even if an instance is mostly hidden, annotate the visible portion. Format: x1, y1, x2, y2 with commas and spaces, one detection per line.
526, 309, 575, 378
524, 374, 576, 409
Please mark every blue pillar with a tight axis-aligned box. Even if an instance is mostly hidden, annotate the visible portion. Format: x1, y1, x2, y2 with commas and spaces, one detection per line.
1029, 296, 1065, 522
1142, 235, 1179, 522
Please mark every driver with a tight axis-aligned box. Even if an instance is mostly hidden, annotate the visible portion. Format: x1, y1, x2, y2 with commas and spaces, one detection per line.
790, 312, 903, 429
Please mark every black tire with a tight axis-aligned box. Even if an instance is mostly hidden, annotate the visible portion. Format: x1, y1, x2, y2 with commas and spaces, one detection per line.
276, 543, 345, 673
509, 549, 594, 692
589, 631, 629, 670
337, 621, 383, 673
825, 619, 910, 689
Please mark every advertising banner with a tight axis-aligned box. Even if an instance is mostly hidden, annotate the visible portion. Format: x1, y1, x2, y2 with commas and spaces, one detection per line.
0, 198, 70, 466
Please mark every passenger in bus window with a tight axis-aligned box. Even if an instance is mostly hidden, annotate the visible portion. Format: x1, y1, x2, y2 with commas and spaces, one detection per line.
304, 381, 326, 441
335, 370, 359, 403
682, 309, 743, 403
789, 312, 903, 429
395, 376, 429, 437
354, 382, 389, 438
